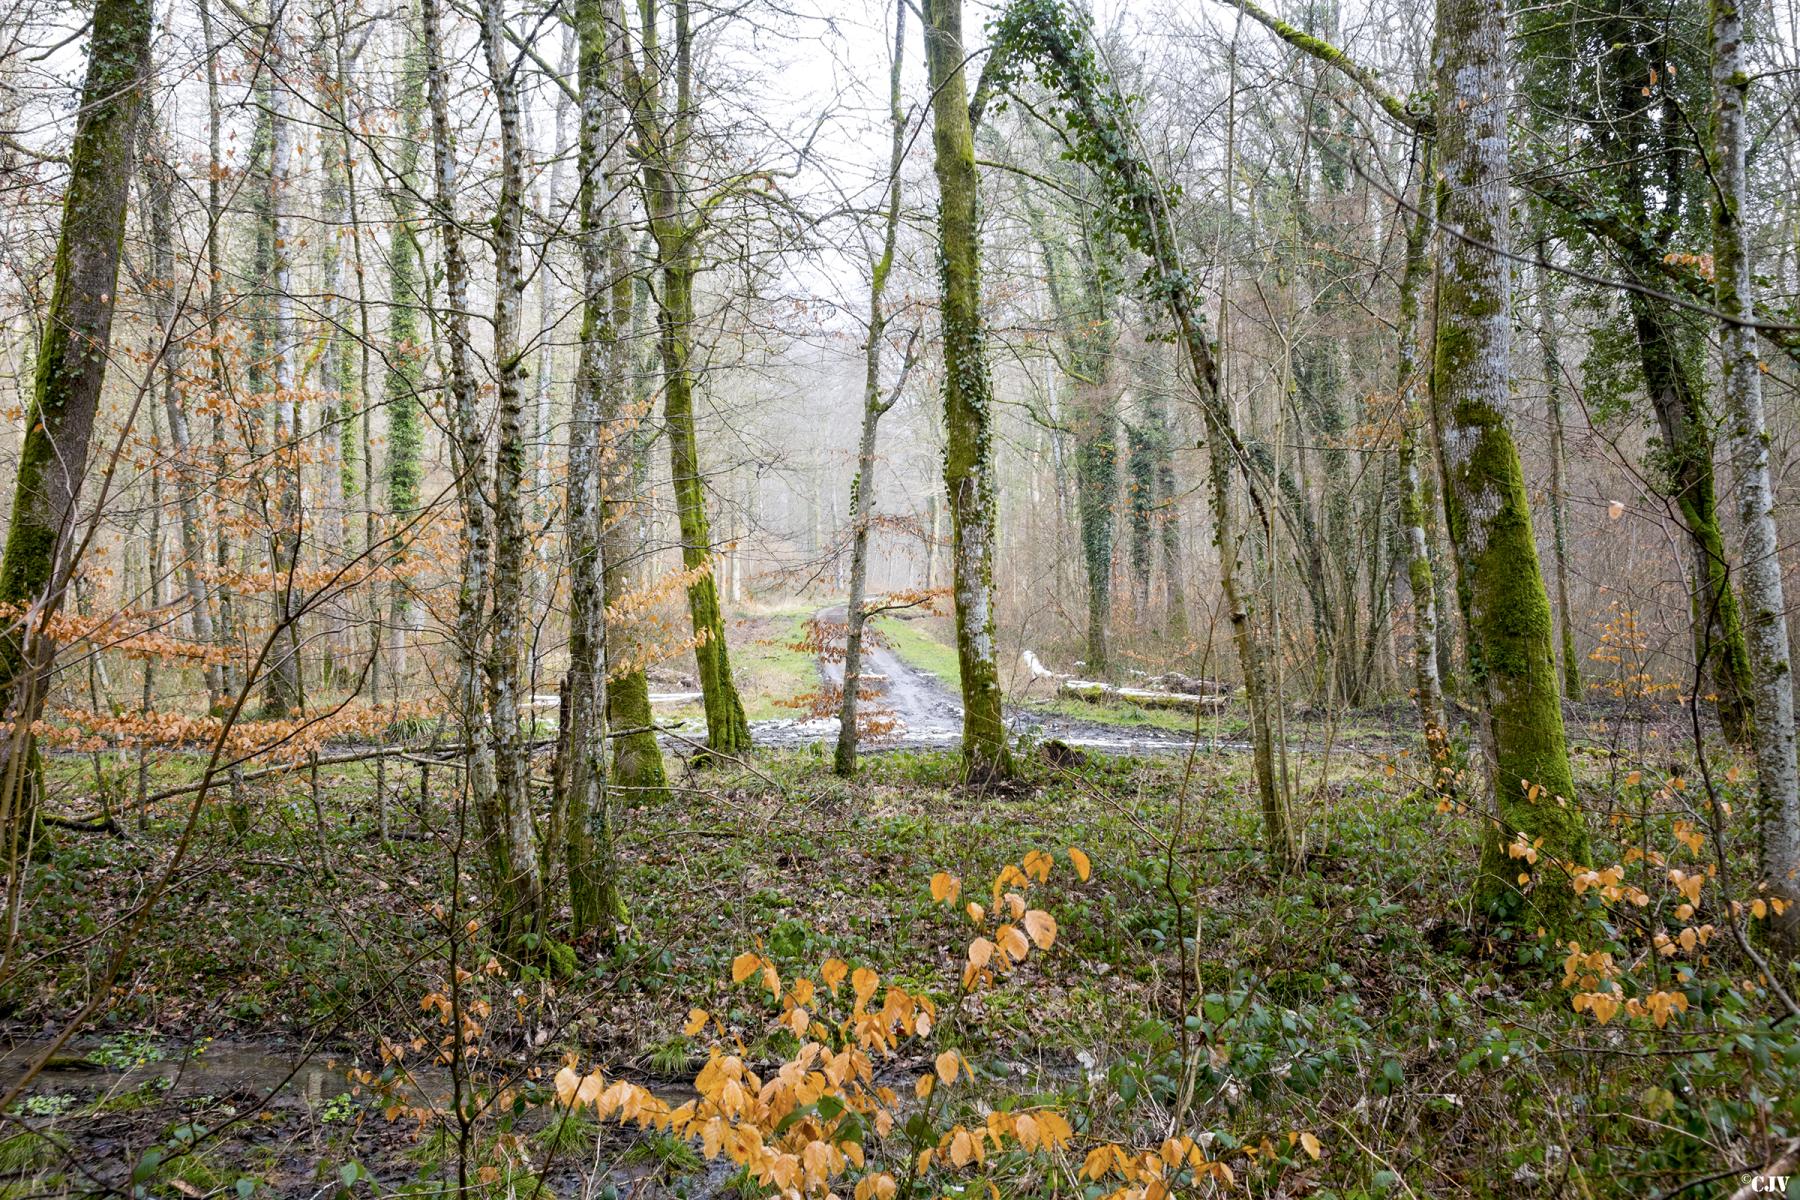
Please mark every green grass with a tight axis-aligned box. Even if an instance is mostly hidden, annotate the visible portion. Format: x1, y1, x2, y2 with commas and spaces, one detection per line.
728, 609, 821, 720
872, 614, 960, 687
1025, 694, 1229, 735
0, 1131, 57, 1174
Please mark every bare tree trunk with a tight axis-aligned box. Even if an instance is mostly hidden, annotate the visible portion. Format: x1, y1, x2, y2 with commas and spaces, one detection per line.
477, 0, 545, 939
835, 1, 910, 777
142, 137, 222, 708
1709, 0, 1800, 941
1395, 145, 1447, 768
531, 29, 575, 692
313, 12, 352, 687
421, 0, 502, 908
198, 0, 245, 826
262, 15, 304, 718
1533, 238, 1581, 701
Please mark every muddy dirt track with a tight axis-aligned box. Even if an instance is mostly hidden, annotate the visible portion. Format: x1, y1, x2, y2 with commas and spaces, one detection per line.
742, 609, 1221, 757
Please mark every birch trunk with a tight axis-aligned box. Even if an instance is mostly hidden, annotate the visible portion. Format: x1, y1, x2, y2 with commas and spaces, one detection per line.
1709, 0, 1800, 939
564, 0, 630, 936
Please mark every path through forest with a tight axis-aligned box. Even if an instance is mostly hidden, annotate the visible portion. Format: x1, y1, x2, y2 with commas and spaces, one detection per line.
742, 608, 1211, 756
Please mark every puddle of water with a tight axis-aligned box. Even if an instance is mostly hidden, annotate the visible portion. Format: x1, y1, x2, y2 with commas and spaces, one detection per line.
0, 1038, 693, 1116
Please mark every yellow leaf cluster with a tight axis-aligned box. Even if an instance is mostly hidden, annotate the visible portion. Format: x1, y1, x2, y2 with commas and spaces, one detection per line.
1570, 865, 1648, 907
926, 1110, 1074, 1170
1667, 868, 1707, 907
954, 851, 1085, 991
1079, 1136, 1236, 1200
1560, 942, 1618, 992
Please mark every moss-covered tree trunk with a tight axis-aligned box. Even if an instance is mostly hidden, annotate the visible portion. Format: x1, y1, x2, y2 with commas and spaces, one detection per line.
925, 0, 1014, 782
1630, 300, 1753, 739
618, 0, 751, 760
1708, 0, 1800, 942
1432, 0, 1590, 929
660, 262, 751, 758
382, 7, 426, 698
0, 0, 152, 844
1155, 424, 1187, 641
835, 0, 910, 778
598, 134, 669, 800
1126, 350, 1185, 641
1025, 177, 1119, 677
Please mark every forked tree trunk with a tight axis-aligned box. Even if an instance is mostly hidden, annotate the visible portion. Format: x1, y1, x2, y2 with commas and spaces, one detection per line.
564, 0, 631, 936
617, 0, 752, 760
924, 0, 1014, 782
1708, 0, 1800, 942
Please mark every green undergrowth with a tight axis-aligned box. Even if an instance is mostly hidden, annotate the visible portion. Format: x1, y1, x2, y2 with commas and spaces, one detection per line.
8, 740, 1796, 1196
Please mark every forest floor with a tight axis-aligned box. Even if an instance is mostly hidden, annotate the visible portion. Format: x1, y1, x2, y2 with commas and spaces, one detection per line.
2, 703, 1787, 1198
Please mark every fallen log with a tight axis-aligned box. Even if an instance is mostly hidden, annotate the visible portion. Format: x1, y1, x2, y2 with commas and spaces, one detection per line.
1151, 671, 1231, 696
1059, 679, 1231, 711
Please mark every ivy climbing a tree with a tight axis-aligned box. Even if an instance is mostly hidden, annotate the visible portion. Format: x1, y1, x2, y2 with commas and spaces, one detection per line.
984, 0, 1292, 861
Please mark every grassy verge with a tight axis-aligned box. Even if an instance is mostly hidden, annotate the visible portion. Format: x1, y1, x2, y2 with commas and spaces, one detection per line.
725, 607, 820, 721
